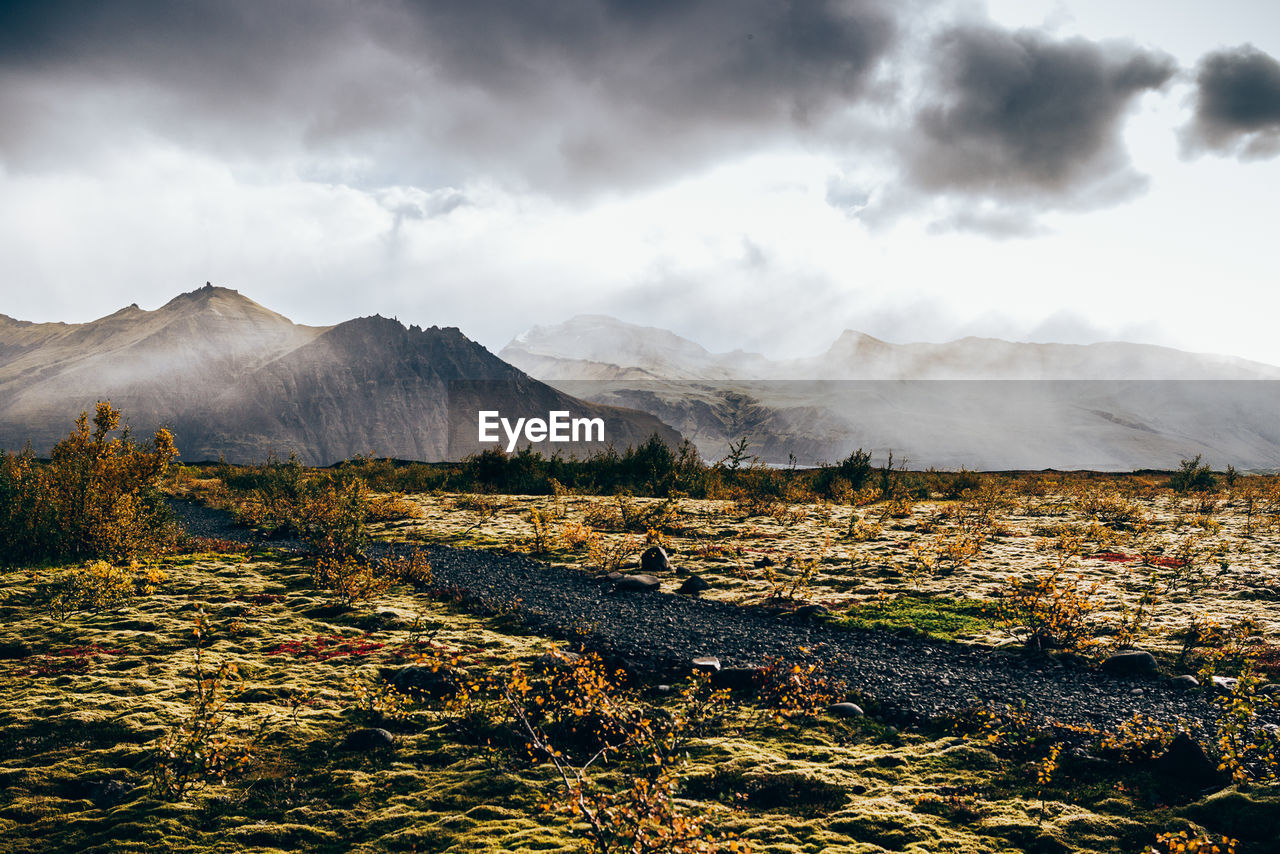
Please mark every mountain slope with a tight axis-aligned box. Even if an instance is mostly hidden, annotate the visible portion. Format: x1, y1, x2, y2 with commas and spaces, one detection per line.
0, 288, 680, 464
502, 315, 1280, 470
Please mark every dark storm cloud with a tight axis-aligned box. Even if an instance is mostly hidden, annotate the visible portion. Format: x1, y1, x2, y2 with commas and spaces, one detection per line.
0, 0, 901, 191
1182, 44, 1280, 160
902, 25, 1175, 207
0, 1, 1184, 224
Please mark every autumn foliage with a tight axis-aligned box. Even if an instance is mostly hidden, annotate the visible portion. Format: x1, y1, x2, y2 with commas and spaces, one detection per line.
0, 402, 178, 563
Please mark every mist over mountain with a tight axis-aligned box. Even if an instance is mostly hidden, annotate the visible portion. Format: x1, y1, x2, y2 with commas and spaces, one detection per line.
501, 316, 1280, 470
504, 315, 1280, 381
0, 287, 680, 464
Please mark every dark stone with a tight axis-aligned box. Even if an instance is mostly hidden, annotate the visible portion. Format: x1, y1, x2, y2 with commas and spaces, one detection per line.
1153, 733, 1223, 792
340, 728, 395, 751
753, 556, 776, 568
1168, 674, 1201, 691
712, 666, 763, 692
639, 546, 672, 574
678, 575, 710, 595
790, 603, 829, 620
1101, 650, 1159, 676
828, 702, 864, 718
615, 574, 661, 592
390, 664, 456, 699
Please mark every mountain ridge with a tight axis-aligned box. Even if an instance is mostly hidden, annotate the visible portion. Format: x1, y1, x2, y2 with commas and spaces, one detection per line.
0, 288, 681, 464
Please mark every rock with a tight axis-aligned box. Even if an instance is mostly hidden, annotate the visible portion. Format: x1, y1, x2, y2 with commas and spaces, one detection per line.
828, 702, 864, 718
692, 656, 721, 673
712, 666, 764, 692
390, 664, 456, 698
1101, 650, 1159, 676
603, 571, 625, 582
1168, 675, 1201, 691
678, 575, 710, 595
639, 546, 672, 574
790, 603, 829, 620
753, 556, 776, 568
340, 728, 395, 751
1211, 675, 1240, 693
1259, 683, 1280, 696
372, 607, 417, 628
615, 574, 661, 592
1153, 733, 1222, 792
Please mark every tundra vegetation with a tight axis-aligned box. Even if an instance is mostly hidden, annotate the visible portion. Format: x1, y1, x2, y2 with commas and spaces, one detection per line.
2, 414, 1279, 853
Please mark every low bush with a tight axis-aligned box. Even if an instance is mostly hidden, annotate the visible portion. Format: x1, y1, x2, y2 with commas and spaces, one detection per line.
0, 402, 178, 564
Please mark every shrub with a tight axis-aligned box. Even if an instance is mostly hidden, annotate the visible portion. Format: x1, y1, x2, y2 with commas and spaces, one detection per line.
1169, 454, 1216, 493
40, 560, 166, 622
151, 613, 265, 800
993, 572, 1104, 651
311, 555, 394, 606
347, 677, 413, 724
0, 402, 178, 564
1147, 830, 1237, 854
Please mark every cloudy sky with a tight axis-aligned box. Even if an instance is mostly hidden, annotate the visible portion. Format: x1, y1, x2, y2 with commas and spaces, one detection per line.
2, 0, 1279, 363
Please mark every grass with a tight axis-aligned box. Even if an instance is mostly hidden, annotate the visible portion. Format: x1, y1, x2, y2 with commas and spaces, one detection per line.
833, 594, 996, 641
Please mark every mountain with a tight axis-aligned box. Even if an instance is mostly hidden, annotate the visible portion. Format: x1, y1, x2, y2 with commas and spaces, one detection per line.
503, 316, 1280, 381
501, 316, 1280, 470
0, 287, 681, 464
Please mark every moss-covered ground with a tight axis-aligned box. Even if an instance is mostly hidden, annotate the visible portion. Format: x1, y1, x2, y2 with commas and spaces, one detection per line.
3, 484, 1279, 853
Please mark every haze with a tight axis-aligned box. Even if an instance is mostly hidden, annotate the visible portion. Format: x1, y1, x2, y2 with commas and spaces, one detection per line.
1, 1, 1278, 364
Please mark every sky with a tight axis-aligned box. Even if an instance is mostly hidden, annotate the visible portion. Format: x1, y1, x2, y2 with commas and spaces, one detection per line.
1, 0, 1279, 363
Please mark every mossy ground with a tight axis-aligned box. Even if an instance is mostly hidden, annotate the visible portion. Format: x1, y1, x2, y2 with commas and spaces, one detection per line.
2, 487, 1278, 853
389, 489, 1280, 658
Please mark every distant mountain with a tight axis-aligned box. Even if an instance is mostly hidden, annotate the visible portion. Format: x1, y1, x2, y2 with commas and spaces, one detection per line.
0, 287, 680, 464
501, 315, 1280, 470
503, 316, 1280, 381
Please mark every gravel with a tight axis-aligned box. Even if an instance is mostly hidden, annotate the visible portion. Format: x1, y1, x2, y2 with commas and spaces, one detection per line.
168, 498, 1273, 738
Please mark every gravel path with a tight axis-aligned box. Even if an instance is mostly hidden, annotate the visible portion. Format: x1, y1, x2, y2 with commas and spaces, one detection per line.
169, 498, 1264, 737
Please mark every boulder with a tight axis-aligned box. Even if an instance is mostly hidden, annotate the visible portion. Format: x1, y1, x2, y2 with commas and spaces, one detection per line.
790, 603, 829, 620
1153, 733, 1223, 792
678, 575, 710, 595
828, 702, 865, 718
340, 727, 395, 751
712, 666, 764, 692
639, 546, 672, 574
1101, 650, 1159, 676
1168, 675, 1201, 691
1211, 675, 1240, 693
390, 664, 456, 699
616, 574, 661, 592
